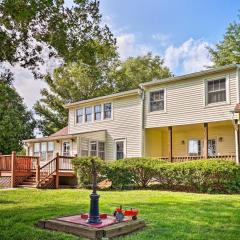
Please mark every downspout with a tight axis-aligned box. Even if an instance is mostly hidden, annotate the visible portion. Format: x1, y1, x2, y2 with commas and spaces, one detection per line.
231, 65, 240, 165
139, 85, 145, 157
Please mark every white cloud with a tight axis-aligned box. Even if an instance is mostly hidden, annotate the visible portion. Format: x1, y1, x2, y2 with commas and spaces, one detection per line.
12, 66, 47, 109
117, 33, 153, 59
152, 33, 171, 47
164, 38, 213, 74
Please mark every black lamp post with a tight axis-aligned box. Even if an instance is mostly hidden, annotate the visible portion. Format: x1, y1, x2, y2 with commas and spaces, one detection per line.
87, 159, 102, 224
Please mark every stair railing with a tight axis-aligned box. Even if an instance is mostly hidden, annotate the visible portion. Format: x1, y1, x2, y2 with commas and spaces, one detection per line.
37, 155, 58, 187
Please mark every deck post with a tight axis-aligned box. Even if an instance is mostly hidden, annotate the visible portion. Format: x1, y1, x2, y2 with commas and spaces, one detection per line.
168, 126, 173, 162
11, 151, 16, 188
204, 123, 208, 159
36, 157, 40, 186
55, 152, 59, 189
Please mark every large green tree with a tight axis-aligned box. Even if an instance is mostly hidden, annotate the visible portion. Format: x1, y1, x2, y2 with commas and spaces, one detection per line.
0, 0, 117, 77
110, 53, 173, 92
0, 72, 35, 154
34, 53, 172, 135
208, 17, 240, 66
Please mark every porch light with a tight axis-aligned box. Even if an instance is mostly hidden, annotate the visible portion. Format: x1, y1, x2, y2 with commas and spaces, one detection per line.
71, 138, 75, 142
181, 140, 185, 145
219, 137, 223, 142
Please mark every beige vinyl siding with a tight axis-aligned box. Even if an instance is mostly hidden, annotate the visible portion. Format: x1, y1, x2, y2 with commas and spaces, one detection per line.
144, 70, 238, 128
68, 95, 142, 160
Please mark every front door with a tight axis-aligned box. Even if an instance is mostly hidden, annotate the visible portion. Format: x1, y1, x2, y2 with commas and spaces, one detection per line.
62, 141, 71, 156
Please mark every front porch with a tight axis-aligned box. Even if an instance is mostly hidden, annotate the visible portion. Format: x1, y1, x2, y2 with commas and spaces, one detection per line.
145, 120, 237, 162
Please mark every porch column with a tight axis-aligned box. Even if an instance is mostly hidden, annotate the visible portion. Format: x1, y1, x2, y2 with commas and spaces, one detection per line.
203, 123, 208, 159
168, 126, 173, 162
234, 119, 240, 165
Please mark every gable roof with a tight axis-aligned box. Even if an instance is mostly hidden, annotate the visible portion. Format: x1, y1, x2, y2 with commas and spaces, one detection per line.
140, 64, 239, 88
50, 126, 68, 137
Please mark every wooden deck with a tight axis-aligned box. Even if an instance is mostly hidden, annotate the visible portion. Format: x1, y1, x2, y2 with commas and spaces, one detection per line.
0, 152, 75, 189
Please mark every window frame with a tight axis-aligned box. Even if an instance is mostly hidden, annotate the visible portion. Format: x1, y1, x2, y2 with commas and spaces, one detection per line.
94, 104, 102, 121
187, 139, 202, 156
62, 141, 71, 156
88, 140, 105, 160
114, 138, 126, 160
103, 103, 112, 120
205, 75, 230, 107
85, 106, 93, 123
148, 88, 166, 113
76, 108, 84, 124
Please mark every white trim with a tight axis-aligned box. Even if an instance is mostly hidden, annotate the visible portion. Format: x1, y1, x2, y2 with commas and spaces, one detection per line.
148, 88, 167, 114
204, 74, 230, 107
236, 67, 240, 103
114, 138, 127, 160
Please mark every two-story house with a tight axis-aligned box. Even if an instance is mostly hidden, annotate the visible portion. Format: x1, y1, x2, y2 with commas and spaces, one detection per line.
24, 64, 240, 165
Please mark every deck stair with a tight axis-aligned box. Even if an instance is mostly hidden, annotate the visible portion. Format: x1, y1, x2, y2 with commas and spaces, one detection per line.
17, 173, 37, 188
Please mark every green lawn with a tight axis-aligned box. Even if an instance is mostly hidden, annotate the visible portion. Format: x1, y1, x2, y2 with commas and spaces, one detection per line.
0, 189, 240, 240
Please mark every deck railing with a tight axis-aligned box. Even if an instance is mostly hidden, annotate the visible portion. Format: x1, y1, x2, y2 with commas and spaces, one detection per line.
0, 155, 12, 171
59, 156, 74, 171
15, 156, 39, 172
160, 155, 236, 162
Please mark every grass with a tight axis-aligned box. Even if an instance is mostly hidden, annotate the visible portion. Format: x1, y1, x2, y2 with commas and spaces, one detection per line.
0, 189, 240, 240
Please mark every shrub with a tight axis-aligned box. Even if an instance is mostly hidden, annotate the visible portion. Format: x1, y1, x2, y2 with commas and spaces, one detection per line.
72, 156, 105, 188
104, 157, 167, 189
154, 160, 240, 193
104, 160, 133, 189
124, 157, 167, 187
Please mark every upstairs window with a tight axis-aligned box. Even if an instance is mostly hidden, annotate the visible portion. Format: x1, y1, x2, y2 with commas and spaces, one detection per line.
150, 90, 165, 112
85, 106, 92, 122
76, 108, 83, 124
207, 78, 226, 104
104, 103, 112, 119
94, 105, 102, 121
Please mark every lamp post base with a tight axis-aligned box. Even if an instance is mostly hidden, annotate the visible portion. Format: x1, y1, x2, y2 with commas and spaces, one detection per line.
87, 193, 102, 224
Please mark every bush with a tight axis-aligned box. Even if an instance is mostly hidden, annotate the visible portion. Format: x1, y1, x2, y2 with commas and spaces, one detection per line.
104, 160, 133, 189
154, 160, 240, 193
72, 156, 105, 188
104, 157, 167, 189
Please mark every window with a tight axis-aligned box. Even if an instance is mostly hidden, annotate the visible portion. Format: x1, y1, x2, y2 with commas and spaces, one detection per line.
208, 139, 216, 156
76, 108, 84, 124
41, 142, 47, 161
34, 143, 40, 156
104, 103, 112, 119
47, 142, 54, 152
98, 142, 105, 160
207, 78, 226, 104
188, 139, 201, 156
90, 141, 97, 156
115, 140, 125, 160
94, 105, 102, 121
85, 106, 92, 122
150, 90, 165, 112
62, 141, 71, 156
89, 141, 105, 159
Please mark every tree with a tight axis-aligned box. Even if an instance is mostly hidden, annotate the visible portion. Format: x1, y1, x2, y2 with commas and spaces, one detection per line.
0, 0, 117, 78
34, 53, 172, 135
0, 72, 35, 154
109, 53, 173, 92
208, 17, 240, 66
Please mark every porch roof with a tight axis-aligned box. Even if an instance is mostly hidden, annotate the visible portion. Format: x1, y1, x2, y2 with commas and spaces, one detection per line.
23, 126, 76, 143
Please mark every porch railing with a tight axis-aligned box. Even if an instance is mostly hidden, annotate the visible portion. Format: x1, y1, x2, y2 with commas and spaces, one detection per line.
159, 155, 236, 162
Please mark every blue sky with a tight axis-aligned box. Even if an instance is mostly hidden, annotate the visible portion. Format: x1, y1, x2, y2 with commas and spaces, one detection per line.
14, 0, 240, 108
